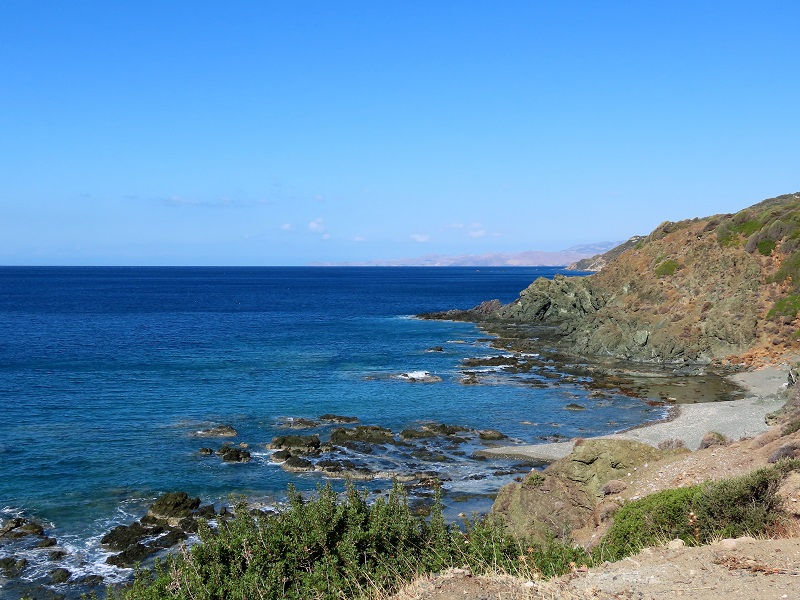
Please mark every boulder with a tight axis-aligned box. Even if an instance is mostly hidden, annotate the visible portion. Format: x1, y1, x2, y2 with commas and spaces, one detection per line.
106, 542, 155, 567
217, 447, 251, 462
101, 521, 162, 551
0, 557, 27, 578
492, 472, 594, 542
282, 456, 314, 472
49, 568, 71, 584
478, 429, 507, 441
148, 492, 201, 521
268, 435, 321, 452
547, 439, 666, 497
330, 425, 395, 445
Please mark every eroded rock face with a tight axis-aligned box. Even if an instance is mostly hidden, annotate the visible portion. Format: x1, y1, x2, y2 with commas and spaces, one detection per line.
491, 439, 674, 543
548, 439, 666, 497
492, 473, 594, 542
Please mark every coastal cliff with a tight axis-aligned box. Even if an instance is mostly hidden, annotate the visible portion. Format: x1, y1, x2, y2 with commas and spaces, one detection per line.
424, 192, 800, 365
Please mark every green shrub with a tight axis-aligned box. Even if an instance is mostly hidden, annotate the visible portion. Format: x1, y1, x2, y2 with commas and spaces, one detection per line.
757, 239, 777, 256
654, 259, 680, 277
108, 483, 590, 600
767, 294, 800, 320
596, 462, 798, 562
732, 219, 762, 237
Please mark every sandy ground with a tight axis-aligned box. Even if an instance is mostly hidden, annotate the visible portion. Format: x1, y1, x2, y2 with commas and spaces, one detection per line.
479, 365, 789, 463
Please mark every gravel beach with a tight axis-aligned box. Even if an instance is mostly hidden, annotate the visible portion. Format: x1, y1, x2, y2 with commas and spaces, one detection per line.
479, 365, 790, 463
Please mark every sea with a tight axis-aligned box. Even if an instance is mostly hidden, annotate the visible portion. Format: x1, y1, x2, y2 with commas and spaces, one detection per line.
0, 266, 676, 596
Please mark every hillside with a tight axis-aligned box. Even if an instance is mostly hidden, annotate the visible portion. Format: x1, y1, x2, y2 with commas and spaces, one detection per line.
424, 192, 800, 364
566, 236, 646, 271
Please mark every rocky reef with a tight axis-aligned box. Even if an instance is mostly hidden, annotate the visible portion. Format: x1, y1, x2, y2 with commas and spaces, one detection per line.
422, 192, 800, 365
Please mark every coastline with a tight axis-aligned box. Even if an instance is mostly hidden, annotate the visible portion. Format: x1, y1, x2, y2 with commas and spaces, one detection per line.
478, 364, 790, 463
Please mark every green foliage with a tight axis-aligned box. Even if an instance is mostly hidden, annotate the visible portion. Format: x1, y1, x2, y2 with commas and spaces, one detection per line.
767, 294, 800, 320
654, 259, 680, 277
596, 463, 798, 562
523, 473, 545, 488
757, 239, 777, 256
731, 219, 762, 237
782, 417, 800, 436
108, 483, 589, 600
769, 251, 800, 285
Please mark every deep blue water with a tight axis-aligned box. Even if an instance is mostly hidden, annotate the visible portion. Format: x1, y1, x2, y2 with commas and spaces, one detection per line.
0, 266, 663, 590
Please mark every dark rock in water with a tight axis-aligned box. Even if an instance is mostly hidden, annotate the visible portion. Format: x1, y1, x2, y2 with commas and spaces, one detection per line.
400, 428, 436, 440
148, 492, 201, 521
319, 414, 359, 424
151, 528, 188, 549
426, 346, 444, 352
564, 403, 586, 411
341, 441, 375, 454
198, 447, 214, 456
469, 453, 488, 461
276, 417, 320, 429
0, 517, 25, 537
49, 567, 71, 584
270, 449, 292, 461
0, 556, 27, 578
411, 449, 451, 462
101, 521, 163, 551
421, 423, 471, 436
2, 519, 45, 538
283, 456, 314, 472
75, 574, 104, 586
461, 373, 480, 385
12, 584, 64, 600
478, 429, 507, 441
49, 550, 68, 561
193, 424, 238, 437
197, 504, 215, 519
268, 434, 321, 452
218, 447, 251, 462
36, 536, 57, 548
330, 425, 394, 445
106, 542, 155, 567
316, 459, 343, 473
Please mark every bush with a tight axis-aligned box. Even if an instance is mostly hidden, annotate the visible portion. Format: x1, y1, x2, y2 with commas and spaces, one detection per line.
108, 483, 591, 600
767, 294, 800, 320
596, 462, 799, 562
654, 259, 680, 277
757, 239, 777, 256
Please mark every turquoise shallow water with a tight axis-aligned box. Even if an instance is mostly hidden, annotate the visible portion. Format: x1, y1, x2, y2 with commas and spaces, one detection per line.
0, 266, 665, 594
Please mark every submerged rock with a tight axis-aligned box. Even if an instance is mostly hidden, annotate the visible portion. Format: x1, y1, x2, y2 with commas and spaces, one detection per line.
330, 425, 395, 445
394, 371, 442, 383
192, 424, 238, 437
275, 417, 320, 429
318, 414, 359, 424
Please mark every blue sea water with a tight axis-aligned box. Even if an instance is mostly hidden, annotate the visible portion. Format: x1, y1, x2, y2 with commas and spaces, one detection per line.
0, 266, 665, 592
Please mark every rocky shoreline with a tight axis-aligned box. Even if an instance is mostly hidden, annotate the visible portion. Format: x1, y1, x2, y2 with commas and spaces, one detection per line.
479, 365, 790, 463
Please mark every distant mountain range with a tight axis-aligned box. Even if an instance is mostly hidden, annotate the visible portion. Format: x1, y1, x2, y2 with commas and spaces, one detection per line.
317, 242, 622, 267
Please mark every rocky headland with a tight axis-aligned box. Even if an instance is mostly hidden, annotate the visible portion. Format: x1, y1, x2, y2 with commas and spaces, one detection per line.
421, 192, 800, 366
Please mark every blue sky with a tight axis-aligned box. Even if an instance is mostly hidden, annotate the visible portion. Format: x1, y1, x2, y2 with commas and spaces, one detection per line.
1, 1, 798, 265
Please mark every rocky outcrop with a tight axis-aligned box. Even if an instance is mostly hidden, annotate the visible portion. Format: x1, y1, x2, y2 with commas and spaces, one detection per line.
492, 439, 681, 542
102, 492, 214, 567
424, 193, 800, 364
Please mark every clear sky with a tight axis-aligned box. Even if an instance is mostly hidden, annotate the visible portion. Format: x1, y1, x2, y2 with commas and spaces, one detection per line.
1, 1, 798, 265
